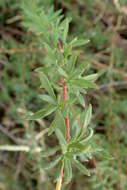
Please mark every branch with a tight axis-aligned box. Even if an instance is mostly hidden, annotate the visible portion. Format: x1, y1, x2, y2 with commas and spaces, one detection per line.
0, 145, 42, 152
0, 124, 25, 145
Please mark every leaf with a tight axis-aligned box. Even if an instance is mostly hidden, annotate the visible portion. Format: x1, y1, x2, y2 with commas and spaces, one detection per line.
69, 144, 91, 156
39, 94, 56, 104
55, 128, 67, 154
28, 105, 57, 120
57, 66, 67, 78
83, 104, 92, 131
64, 158, 72, 184
70, 122, 81, 139
66, 54, 78, 74
72, 159, 90, 176
83, 74, 98, 82
80, 128, 93, 143
70, 38, 90, 47
21, 1, 49, 35
67, 141, 90, 155
49, 8, 62, 21
61, 18, 71, 43
37, 71, 56, 100
69, 63, 88, 79
48, 111, 65, 136
77, 93, 85, 107
43, 155, 62, 170
48, 118, 56, 136
41, 146, 60, 157
71, 78, 96, 89
68, 141, 86, 150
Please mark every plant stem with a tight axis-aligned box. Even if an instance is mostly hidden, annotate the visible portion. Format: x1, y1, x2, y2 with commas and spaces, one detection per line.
65, 117, 70, 141
56, 40, 70, 190
62, 78, 70, 141
56, 162, 64, 190
57, 41, 70, 141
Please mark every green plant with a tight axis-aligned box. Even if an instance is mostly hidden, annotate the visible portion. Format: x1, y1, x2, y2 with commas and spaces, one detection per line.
1, 0, 127, 190
21, 1, 97, 189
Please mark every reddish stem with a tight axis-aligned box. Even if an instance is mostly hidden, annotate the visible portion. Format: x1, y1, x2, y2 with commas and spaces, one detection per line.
62, 74, 70, 141
57, 40, 62, 54
65, 117, 70, 140
58, 41, 70, 141
62, 78, 66, 101
56, 40, 70, 190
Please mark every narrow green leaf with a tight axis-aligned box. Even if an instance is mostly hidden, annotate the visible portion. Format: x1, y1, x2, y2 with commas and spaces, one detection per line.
43, 155, 62, 170
39, 94, 56, 104
71, 38, 90, 47
72, 159, 90, 176
28, 105, 57, 120
77, 93, 85, 107
68, 141, 91, 155
50, 8, 62, 21
80, 128, 93, 143
57, 66, 67, 78
69, 63, 88, 79
62, 18, 71, 43
66, 54, 78, 74
75, 125, 82, 139
68, 141, 86, 151
67, 141, 91, 155
48, 118, 56, 136
38, 71, 56, 100
83, 104, 92, 130
70, 122, 81, 139
48, 111, 65, 136
64, 158, 72, 184
71, 78, 96, 89
55, 128, 67, 154
83, 74, 98, 82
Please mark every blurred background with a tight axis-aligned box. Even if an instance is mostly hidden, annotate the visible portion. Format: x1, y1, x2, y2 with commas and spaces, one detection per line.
0, 0, 127, 189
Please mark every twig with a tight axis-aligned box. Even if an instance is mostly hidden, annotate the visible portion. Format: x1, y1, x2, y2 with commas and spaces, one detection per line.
0, 124, 25, 145
0, 145, 42, 152
35, 128, 49, 141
